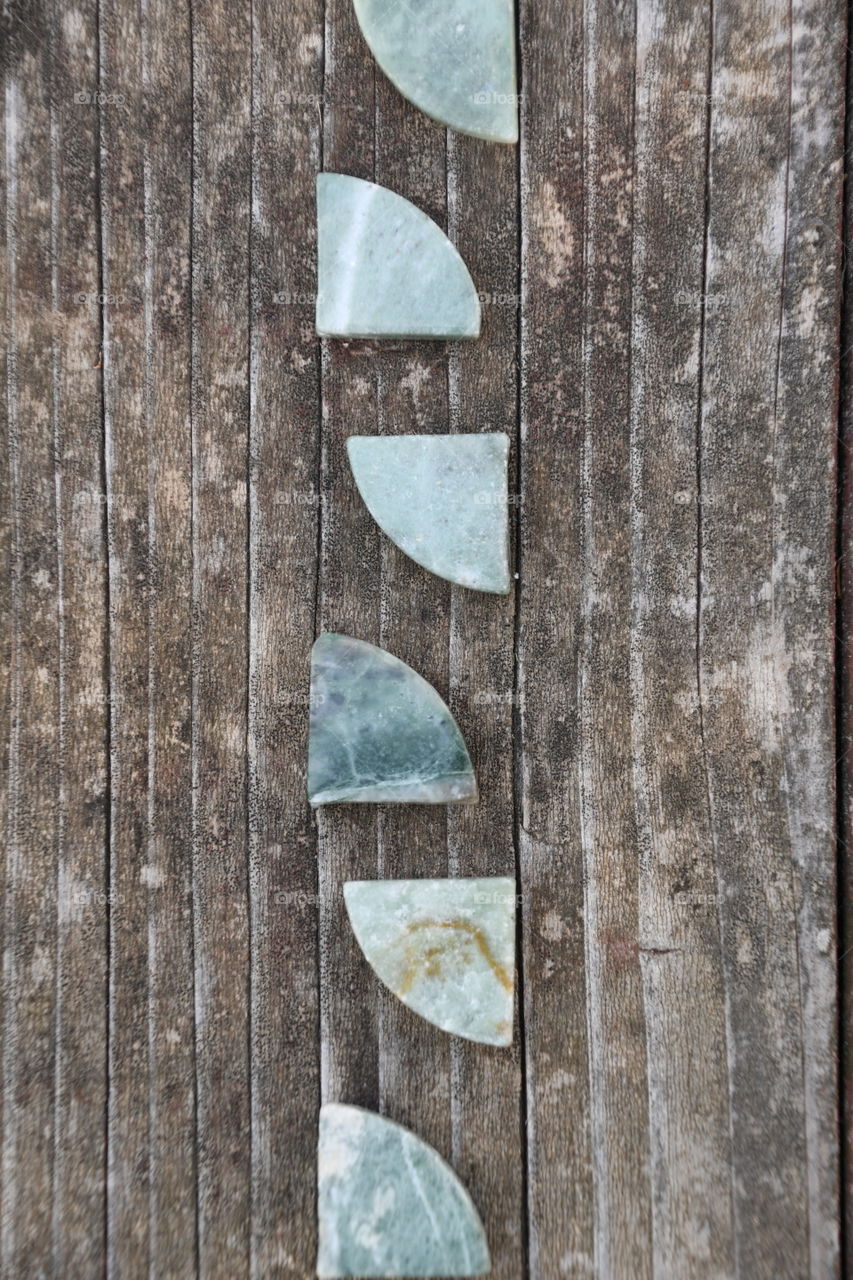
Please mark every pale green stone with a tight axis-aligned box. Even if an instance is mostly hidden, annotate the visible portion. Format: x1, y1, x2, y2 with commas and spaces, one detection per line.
316, 174, 480, 340
317, 1103, 491, 1278
353, 0, 517, 144
347, 432, 510, 593
308, 633, 477, 805
344, 877, 515, 1045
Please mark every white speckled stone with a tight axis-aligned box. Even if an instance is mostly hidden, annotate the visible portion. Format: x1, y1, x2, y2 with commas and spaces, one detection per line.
344, 877, 515, 1045
316, 174, 480, 340
317, 1103, 491, 1277
347, 433, 511, 594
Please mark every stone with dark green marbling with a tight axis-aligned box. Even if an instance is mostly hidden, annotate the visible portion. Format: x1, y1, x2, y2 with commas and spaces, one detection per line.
308, 633, 477, 805
344, 877, 515, 1045
317, 1103, 491, 1278
347, 433, 510, 594
353, 0, 517, 144
316, 174, 480, 340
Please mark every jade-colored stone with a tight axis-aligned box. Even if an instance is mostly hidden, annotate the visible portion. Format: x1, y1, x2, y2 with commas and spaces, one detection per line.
347, 432, 510, 594
353, 0, 518, 144
317, 1103, 491, 1278
344, 877, 515, 1045
307, 633, 477, 805
316, 174, 480, 340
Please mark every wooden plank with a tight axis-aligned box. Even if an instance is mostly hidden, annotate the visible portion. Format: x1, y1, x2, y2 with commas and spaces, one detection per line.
2, 8, 62, 1274
629, 2, 736, 1276
446, 126, 525, 1280
50, 0, 110, 1272
317, 0, 380, 1116
99, 0, 152, 1270
517, 0, 593, 1274
143, 0, 196, 1270
191, 0, 252, 1271
100, 0, 196, 1270
698, 0, 843, 1272
0, 18, 8, 1265
576, 0, 653, 1271
248, 0, 323, 1272
841, 0, 853, 1252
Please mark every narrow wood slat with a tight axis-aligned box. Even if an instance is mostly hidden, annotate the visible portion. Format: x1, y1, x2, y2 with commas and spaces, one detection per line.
576, 0, 652, 1270
144, 0, 196, 1269
248, 0, 323, 1271
2, 8, 62, 1273
100, 0, 196, 1272
699, 0, 843, 1272
629, 2, 735, 1275
318, 0, 381, 1115
769, 5, 845, 1267
99, 0, 153, 1269
51, 0, 110, 1271
191, 0, 252, 1271
517, 0, 593, 1273
841, 0, 853, 1251
0, 16, 9, 1263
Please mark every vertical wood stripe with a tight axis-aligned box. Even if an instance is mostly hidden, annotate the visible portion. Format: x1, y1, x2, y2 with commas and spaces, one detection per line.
1, 0, 849, 1274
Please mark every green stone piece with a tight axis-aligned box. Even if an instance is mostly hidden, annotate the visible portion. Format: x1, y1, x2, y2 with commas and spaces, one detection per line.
307, 633, 477, 805
317, 1103, 491, 1278
344, 877, 515, 1045
353, 0, 518, 144
347, 432, 510, 594
316, 174, 480, 340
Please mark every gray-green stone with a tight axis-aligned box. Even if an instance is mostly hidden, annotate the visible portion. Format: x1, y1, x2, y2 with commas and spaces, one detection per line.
344, 877, 515, 1045
316, 174, 480, 340
353, 0, 517, 144
308, 633, 477, 805
347, 432, 510, 594
317, 1103, 491, 1278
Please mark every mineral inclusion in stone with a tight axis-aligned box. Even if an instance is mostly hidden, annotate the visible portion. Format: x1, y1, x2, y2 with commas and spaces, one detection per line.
316, 174, 480, 340
346, 433, 511, 594
317, 1103, 491, 1277
307, 633, 477, 805
352, 0, 518, 144
344, 877, 515, 1045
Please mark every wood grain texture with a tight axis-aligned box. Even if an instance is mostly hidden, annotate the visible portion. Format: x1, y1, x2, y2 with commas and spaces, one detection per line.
1, 0, 849, 1275
190, 0, 252, 1272
248, 0, 322, 1272
842, 0, 853, 1256
51, 0, 110, 1273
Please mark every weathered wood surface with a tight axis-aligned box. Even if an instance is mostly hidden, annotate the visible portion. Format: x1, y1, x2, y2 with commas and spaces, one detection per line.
1, 0, 848, 1276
